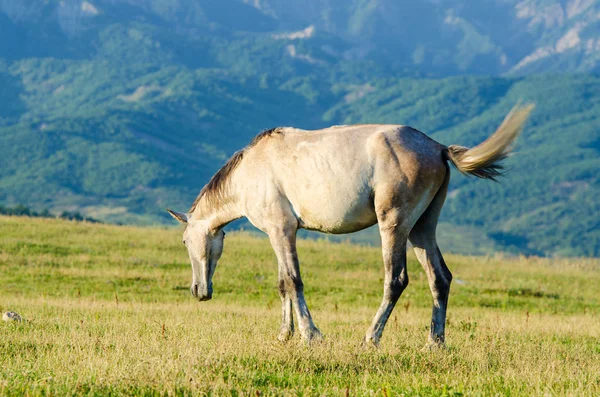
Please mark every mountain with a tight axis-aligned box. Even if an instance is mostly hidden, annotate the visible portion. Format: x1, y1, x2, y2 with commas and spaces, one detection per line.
5, 0, 600, 74
0, 0, 598, 257
249, 0, 600, 75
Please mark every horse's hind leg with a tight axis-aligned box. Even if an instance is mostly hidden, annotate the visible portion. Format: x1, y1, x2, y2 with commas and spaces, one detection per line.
365, 207, 410, 346
410, 234, 452, 347
409, 169, 452, 347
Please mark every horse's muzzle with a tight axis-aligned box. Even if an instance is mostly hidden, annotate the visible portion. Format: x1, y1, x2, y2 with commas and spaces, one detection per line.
191, 283, 213, 301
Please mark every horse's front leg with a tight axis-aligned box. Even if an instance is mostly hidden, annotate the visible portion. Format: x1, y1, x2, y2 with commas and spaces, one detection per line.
277, 273, 294, 342
365, 219, 409, 346
269, 228, 321, 343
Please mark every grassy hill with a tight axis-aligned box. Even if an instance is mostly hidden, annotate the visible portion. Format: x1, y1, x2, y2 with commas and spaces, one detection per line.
1, 215, 599, 395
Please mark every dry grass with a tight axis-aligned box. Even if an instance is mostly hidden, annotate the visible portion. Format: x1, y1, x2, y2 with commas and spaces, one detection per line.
1, 215, 599, 396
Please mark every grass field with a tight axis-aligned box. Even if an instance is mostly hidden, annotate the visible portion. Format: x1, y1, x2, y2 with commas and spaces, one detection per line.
1, 215, 599, 396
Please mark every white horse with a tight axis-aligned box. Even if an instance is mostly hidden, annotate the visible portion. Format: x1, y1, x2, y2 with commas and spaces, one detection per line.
168, 104, 533, 346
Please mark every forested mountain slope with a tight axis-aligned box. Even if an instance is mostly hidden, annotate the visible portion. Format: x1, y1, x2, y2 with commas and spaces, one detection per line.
0, 0, 598, 256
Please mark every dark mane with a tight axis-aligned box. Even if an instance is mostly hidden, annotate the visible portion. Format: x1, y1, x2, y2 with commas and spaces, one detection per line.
189, 127, 283, 212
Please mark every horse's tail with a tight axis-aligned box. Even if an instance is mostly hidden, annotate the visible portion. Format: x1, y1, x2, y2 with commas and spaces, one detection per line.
443, 102, 534, 181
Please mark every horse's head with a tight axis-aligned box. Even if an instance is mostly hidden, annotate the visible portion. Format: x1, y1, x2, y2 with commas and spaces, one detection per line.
167, 209, 225, 301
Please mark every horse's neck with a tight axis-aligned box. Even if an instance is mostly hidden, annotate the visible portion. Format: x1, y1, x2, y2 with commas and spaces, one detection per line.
193, 187, 243, 231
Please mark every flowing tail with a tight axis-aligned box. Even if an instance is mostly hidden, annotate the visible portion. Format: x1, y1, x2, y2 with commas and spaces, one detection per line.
444, 103, 535, 181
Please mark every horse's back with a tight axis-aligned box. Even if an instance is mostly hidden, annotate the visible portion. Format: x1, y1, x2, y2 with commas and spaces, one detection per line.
276, 124, 446, 187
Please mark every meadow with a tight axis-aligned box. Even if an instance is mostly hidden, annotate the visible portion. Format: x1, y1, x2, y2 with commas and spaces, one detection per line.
1, 215, 599, 396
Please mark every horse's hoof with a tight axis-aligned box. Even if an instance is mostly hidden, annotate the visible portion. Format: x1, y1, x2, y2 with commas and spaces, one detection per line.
362, 336, 380, 349
302, 327, 323, 345
277, 329, 294, 343
421, 341, 446, 352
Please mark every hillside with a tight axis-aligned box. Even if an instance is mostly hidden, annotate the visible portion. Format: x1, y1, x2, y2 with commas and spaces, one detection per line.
1, 63, 598, 256
327, 74, 600, 257
1, 215, 599, 395
0, 0, 599, 256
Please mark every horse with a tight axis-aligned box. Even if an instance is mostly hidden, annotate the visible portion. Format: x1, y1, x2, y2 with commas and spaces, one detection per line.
167, 103, 533, 347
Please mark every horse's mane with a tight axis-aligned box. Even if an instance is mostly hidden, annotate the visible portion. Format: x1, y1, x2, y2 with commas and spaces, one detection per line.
189, 127, 283, 212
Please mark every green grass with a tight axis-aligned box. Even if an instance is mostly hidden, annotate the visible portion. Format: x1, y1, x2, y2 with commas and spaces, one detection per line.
1, 215, 599, 396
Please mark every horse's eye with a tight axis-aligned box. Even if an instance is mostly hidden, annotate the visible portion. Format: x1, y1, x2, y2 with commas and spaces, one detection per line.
182, 240, 186, 246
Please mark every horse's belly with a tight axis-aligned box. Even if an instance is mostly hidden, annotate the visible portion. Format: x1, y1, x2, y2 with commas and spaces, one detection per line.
291, 190, 377, 234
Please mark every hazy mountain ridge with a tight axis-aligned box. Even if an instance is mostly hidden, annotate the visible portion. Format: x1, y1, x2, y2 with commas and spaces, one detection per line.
5, 0, 600, 74
245, 0, 600, 74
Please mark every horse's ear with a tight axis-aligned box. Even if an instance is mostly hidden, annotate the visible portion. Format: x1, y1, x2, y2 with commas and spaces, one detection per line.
166, 209, 189, 223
